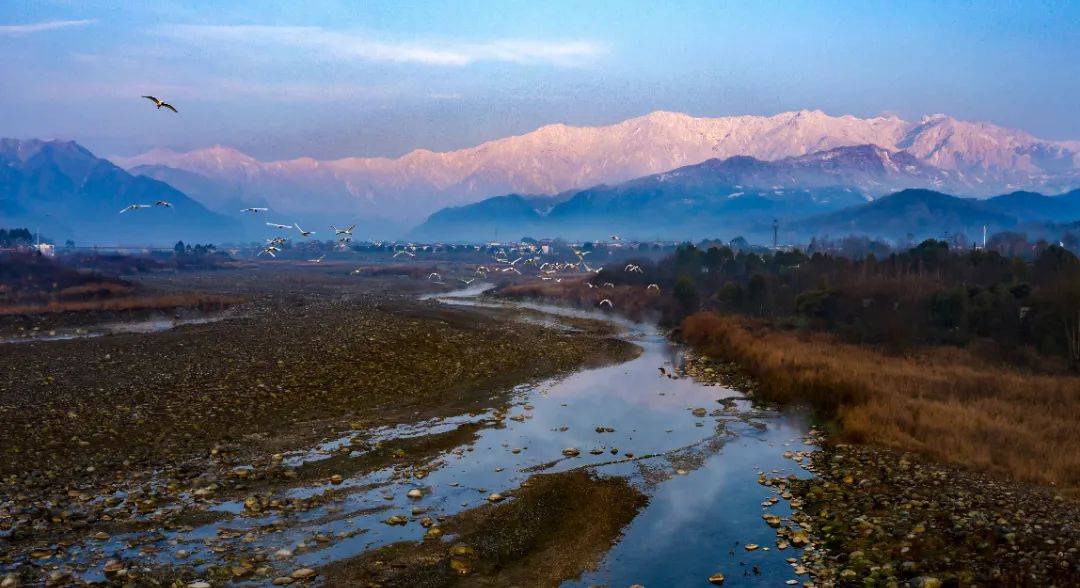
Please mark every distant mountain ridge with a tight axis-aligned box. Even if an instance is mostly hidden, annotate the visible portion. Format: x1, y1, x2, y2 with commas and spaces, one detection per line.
412, 145, 988, 240
112, 109, 1080, 223
0, 139, 236, 245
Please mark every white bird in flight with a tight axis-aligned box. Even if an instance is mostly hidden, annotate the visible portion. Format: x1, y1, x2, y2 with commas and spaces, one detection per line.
460, 277, 476, 285
154, 200, 172, 208
142, 95, 178, 113
266, 222, 292, 230
332, 224, 355, 236
119, 204, 151, 214
599, 299, 614, 308
625, 264, 644, 274
294, 223, 315, 237
241, 207, 268, 214
647, 283, 660, 291
308, 254, 325, 263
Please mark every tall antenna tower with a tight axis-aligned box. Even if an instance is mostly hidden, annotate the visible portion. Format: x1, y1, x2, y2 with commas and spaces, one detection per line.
772, 219, 779, 250
982, 225, 987, 249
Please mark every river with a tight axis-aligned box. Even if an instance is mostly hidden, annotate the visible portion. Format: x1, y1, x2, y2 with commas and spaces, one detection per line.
38, 285, 816, 586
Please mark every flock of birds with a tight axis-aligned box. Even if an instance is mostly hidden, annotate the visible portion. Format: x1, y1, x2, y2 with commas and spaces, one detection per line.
121, 96, 658, 310
406, 241, 661, 310
119, 96, 361, 254
255, 221, 356, 257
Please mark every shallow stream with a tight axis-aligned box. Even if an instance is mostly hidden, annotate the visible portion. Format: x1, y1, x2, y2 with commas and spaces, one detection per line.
14, 285, 816, 586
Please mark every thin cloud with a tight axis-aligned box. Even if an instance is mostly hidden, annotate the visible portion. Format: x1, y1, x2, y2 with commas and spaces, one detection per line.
0, 19, 96, 35
160, 24, 606, 67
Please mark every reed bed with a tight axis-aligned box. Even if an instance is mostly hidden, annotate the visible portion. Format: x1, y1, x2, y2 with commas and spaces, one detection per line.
682, 312, 1080, 490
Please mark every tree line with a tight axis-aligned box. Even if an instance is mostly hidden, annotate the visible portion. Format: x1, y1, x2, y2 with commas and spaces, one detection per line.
599, 239, 1080, 371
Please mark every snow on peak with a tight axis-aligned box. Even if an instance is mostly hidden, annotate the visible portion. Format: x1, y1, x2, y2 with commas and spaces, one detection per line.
110, 109, 1080, 221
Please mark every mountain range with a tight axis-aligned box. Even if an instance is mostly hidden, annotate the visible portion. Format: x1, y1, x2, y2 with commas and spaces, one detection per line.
112, 110, 1080, 225
413, 145, 1080, 242
0, 139, 235, 245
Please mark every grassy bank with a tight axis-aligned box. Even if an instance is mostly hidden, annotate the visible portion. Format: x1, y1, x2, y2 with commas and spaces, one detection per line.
320, 470, 647, 587
682, 312, 1080, 491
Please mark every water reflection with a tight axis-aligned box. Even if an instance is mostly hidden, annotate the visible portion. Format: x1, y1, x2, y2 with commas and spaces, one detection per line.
29, 288, 813, 586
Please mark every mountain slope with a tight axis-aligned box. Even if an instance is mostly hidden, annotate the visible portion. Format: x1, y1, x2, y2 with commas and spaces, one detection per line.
0, 139, 237, 245
983, 189, 1080, 223
414, 145, 967, 241
112, 110, 1080, 223
793, 189, 1018, 241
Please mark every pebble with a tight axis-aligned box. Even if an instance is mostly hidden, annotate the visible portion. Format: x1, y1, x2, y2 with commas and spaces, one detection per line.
290, 568, 317, 580
272, 578, 293, 586
488, 493, 504, 502
407, 488, 423, 499
562, 447, 581, 457
744, 543, 759, 551
708, 571, 726, 584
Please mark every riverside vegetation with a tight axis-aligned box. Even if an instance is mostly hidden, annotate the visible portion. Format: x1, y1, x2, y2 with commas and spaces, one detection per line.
502, 238, 1080, 584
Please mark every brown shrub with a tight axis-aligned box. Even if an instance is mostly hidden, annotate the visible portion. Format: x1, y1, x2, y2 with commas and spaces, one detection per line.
682, 312, 1080, 490
501, 279, 667, 321
0, 293, 245, 315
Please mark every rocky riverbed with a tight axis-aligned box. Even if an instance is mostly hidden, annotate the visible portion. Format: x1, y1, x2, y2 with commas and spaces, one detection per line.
0, 267, 637, 586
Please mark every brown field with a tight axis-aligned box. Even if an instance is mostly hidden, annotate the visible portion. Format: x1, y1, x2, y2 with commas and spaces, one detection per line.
0, 292, 245, 315
501, 279, 666, 320
682, 312, 1080, 491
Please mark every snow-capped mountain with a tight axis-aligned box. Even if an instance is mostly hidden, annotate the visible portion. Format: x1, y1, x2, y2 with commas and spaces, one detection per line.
113, 110, 1080, 222
412, 144, 964, 241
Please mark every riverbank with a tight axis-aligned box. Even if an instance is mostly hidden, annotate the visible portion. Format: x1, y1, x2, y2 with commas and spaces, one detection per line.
0, 267, 639, 585
681, 312, 1080, 491
775, 445, 1079, 585
680, 311, 1080, 585
321, 470, 648, 587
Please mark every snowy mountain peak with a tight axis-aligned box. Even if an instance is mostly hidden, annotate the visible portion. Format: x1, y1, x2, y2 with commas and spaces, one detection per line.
110, 109, 1080, 222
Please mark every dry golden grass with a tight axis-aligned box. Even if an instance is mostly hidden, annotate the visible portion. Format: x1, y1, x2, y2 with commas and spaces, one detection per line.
682, 312, 1080, 490
0, 292, 245, 315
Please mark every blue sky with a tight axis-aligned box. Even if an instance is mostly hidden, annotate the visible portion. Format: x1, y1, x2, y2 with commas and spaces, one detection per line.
1, 1, 1078, 160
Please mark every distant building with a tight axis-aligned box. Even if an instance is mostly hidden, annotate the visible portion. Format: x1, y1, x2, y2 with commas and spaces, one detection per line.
33, 243, 55, 257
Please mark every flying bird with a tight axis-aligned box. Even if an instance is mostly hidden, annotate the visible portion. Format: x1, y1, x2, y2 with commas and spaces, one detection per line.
266, 222, 292, 230
647, 283, 660, 291
307, 254, 325, 263
119, 204, 151, 214
392, 249, 415, 258
241, 207, 268, 214
142, 95, 178, 113
294, 223, 315, 237
460, 278, 476, 285
332, 224, 355, 236
154, 200, 172, 208
599, 299, 614, 309
625, 264, 644, 273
